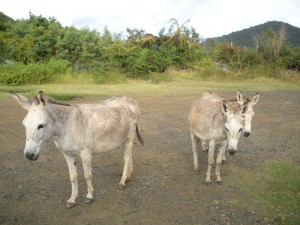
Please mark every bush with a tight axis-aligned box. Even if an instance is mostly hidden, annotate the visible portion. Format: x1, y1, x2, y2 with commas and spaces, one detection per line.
91, 66, 127, 84
286, 47, 300, 70
0, 59, 70, 85
127, 48, 167, 76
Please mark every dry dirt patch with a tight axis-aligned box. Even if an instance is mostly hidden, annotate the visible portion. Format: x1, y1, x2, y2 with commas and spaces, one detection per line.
0, 91, 299, 225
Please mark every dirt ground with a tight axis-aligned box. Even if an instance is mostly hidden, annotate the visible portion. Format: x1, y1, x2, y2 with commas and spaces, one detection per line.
0, 90, 299, 225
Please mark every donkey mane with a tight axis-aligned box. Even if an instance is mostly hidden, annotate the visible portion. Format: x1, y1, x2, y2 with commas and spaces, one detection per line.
47, 98, 71, 106
100, 96, 120, 104
227, 97, 251, 103
33, 95, 71, 107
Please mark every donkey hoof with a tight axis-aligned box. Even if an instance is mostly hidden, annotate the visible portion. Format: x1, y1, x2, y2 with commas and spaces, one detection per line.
193, 167, 200, 173
85, 197, 94, 204
118, 183, 126, 190
205, 181, 212, 186
65, 202, 76, 208
125, 178, 131, 184
217, 180, 223, 185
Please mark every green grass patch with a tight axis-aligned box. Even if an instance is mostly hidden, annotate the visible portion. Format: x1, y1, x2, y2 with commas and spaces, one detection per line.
0, 79, 299, 100
228, 161, 300, 224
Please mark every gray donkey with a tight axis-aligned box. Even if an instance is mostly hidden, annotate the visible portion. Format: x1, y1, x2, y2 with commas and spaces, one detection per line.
11, 91, 144, 208
188, 91, 248, 184
200, 91, 259, 163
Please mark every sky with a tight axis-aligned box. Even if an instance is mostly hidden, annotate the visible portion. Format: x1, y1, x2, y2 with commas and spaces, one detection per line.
1, 0, 300, 38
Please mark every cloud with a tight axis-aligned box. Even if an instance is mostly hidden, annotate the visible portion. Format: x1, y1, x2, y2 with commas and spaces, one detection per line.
1, 0, 299, 38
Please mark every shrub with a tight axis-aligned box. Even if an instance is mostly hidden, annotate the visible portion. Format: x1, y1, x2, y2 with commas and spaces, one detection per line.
91, 66, 126, 84
127, 48, 167, 76
0, 59, 70, 85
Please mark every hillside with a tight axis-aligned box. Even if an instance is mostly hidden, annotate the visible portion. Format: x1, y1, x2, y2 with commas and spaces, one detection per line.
212, 21, 300, 48
0, 12, 14, 31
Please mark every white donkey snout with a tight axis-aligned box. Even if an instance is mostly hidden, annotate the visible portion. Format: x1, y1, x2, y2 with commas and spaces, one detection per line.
227, 138, 238, 155
25, 151, 39, 161
24, 139, 41, 161
228, 148, 237, 155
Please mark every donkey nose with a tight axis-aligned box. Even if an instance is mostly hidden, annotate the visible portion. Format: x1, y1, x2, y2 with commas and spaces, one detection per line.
228, 149, 237, 155
25, 152, 38, 161
243, 132, 251, 137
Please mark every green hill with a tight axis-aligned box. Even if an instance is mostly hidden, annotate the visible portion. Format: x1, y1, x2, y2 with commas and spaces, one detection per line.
211, 21, 300, 48
0, 12, 14, 31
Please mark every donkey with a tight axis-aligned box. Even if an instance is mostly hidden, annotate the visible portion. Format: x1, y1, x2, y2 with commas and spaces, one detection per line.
200, 91, 259, 162
11, 91, 144, 208
188, 91, 247, 184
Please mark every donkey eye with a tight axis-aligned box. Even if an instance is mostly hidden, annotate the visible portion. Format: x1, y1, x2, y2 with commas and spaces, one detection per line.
38, 124, 45, 130
239, 128, 243, 133
225, 128, 229, 132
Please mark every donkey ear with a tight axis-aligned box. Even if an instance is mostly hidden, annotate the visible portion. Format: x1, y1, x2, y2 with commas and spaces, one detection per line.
237, 90, 245, 105
239, 103, 248, 115
37, 91, 47, 108
10, 91, 32, 110
221, 100, 230, 115
250, 93, 260, 105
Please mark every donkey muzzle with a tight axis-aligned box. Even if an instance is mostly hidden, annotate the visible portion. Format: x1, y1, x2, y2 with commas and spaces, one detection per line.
25, 152, 39, 161
228, 149, 237, 155
243, 132, 251, 137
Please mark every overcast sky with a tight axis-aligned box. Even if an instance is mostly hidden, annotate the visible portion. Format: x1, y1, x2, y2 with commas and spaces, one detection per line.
1, 0, 299, 38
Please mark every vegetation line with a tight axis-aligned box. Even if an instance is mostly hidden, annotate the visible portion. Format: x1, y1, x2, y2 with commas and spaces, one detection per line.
1, 13, 299, 85
1, 80, 299, 100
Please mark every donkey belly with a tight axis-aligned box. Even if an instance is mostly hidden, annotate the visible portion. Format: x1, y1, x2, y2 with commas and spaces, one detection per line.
192, 125, 226, 143
89, 125, 133, 153
194, 133, 226, 144
55, 133, 130, 155
92, 137, 126, 153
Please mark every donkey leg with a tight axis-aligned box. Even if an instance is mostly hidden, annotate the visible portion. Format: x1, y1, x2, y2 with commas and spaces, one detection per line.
201, 141, 209, 152
216, 141, 227, 184
191, 133, 200, 171
80, 150, 94, 204
205, 141, 215, 185
221, 150, 227, 164
119, 139, 134, 190
125, 135, 135, 179
63, 154, 78, 208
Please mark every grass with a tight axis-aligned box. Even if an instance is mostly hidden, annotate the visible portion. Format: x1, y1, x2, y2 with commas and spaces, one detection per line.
0, 79, 299, 100
227, 161, 300, 224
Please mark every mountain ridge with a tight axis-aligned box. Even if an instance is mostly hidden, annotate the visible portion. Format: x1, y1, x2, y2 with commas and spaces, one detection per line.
208, 21, 300, 48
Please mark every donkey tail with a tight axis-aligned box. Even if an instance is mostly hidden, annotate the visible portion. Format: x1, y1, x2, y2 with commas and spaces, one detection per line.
136, 124, 144, 147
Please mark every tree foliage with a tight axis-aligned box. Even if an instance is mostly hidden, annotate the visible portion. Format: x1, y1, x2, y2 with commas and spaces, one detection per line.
255, 26, 286, 65
0, 12, 299, 85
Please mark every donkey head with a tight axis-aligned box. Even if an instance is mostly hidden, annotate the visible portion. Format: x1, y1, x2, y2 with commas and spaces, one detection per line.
221, 100, 247, 155
237, 90, 260, 137
11, 91, 51, 161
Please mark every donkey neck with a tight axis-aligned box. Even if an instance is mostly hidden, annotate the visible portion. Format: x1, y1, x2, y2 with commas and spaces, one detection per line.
46, 104, 75, 123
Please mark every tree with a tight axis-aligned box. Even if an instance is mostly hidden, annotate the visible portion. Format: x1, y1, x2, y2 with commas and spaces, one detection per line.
80, 28, 101, 67
158, 18, 204, 66
4, 13, 63, 64
56, 27, 102, 71
217, 42, 263, 69
126, 28, 145, 45
255, 25, 286, 64
57, 27, 83, 71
